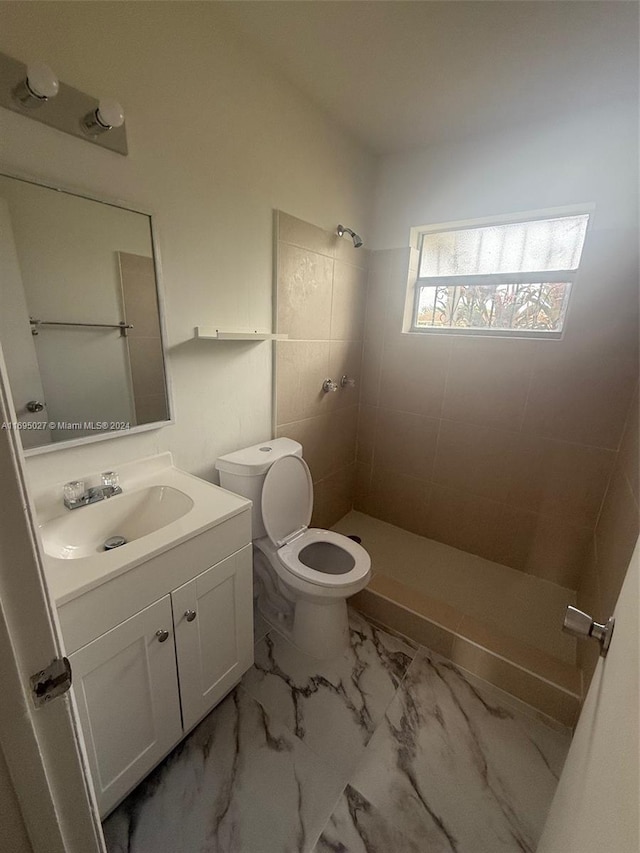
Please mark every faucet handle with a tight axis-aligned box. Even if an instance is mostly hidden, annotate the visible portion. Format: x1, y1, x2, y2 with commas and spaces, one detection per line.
101, 471, 119, 489
63, 481, 85, 503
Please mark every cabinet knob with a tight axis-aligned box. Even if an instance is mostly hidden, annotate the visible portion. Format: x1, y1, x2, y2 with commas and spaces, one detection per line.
156, 629, 169, 643
185, 609, 197, 623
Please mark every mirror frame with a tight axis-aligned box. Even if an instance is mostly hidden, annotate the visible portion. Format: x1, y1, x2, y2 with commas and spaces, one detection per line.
0, 166, 174, 456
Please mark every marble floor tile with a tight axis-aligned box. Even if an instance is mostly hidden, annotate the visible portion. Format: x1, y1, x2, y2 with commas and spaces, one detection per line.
348, 648, 571, 853
313, 784, 424, 853
241, 609, 417, 777
102, 686, 345, 853
253, 606, 270, 645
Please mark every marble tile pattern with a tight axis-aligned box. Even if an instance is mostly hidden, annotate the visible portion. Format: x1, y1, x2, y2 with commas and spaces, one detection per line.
102, 687, 345, 853
319, 647, 570, 853
103, 610, 570, 853
241, 609, 417, 776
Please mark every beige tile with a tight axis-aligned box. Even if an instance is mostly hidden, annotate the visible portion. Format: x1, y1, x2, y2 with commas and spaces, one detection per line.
508, 435, 616, 527
617, 384, 639, 507
354, 461, 372, 503
595, 466, 640, 616
127, 337, 166, 398
350, 589, 455, 659
373, 408, 439, 480
327, 406, 359, 472
367, 573, 462, 633
382, 249, 414, 341
424, 484, 504, 564
119, 252, 160, 338
312, 464, 356, 528
275, 340, 330, 425
449, 637, 580, 726
561, 229, 639, 355
359, 338, 382, 407
576, 540, 601, 695
461, 578, 578, 668
335, 232, 369, 267
458, 615, 581, 695
277, 211, 335, 257
522, 338, 638, 449
277, 406, 357, 484
364, 252, 391, 342
379, 335, 451, 417
442, 337, 536, 430
509, 510, 592, 590
433, 420, 518, 502
358, 466, 429, 536
277, 243, 333, 340
330, 261, 367, 341
356, 405, 377, 464
328, 341, 363, 410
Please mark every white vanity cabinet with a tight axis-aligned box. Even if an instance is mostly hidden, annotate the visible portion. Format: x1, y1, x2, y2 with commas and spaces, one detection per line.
69, 595, 183, 817
56, 508, 254, 817
172, 550, 253, 731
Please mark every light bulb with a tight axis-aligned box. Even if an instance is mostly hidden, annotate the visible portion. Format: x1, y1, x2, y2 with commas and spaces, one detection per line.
82, 98, 125, 134
26, 62, 59, 99
13, 61, 59, 108
96, 98, 124, 129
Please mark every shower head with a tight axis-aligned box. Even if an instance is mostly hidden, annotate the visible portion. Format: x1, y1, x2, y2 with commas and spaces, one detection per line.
337, 224, 363, 248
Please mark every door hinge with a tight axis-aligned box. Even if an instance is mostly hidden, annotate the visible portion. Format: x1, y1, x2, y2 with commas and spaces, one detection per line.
30, 657, 72, 708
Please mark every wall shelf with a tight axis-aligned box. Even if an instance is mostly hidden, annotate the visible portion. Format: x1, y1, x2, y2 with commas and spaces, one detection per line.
194, 327, 288, 341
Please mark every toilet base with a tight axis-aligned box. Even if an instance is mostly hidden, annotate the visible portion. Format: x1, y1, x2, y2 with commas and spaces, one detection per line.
256, 593, 350, 660
292, 597, 350, 660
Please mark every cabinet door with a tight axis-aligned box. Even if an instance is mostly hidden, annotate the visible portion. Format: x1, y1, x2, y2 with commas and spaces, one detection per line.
172, 545, 253, 732
69, 595, 182, 817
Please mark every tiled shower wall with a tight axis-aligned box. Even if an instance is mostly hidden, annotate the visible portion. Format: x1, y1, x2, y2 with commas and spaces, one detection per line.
578, 383, 639, 687
356, 231, 638, 592
274, 212, 369, 527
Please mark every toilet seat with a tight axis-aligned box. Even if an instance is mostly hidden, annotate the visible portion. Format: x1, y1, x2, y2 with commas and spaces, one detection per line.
259, 454, 370, 590
277, 528, 371, 589
261, 455, 313, 546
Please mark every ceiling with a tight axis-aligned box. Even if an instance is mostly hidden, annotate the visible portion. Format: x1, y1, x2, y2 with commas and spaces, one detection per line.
216, 1, 639, 155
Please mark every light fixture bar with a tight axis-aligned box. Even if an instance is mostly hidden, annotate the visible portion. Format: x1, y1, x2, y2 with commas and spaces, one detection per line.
0, 51, 128, 156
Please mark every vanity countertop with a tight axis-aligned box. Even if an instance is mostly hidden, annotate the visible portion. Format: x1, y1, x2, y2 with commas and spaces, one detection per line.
35, 453, 251, 606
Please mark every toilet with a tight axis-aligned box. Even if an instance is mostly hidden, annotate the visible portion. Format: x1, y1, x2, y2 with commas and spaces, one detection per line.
216, 438, 371, 659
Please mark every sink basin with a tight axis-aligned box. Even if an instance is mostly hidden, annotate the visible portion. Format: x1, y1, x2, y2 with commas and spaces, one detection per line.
34, 452, 251, 607
40, 485, 194, 560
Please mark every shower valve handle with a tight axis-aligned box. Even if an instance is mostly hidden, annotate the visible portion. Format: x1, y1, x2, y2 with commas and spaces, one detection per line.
322, 378, 338, 393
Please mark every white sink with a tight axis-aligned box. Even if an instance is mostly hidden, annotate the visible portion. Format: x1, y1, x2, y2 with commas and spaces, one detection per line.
40, 485, 194, 560
34, 452, 251, 606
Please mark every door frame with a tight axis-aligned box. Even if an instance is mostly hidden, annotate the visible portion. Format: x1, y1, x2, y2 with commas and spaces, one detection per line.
0, 347, 104, 852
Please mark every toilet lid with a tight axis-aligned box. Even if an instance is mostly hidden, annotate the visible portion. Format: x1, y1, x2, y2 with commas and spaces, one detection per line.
262, 455, 313, 546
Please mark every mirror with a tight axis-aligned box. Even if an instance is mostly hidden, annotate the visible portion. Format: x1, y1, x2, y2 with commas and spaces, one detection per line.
0, 173, 170, 453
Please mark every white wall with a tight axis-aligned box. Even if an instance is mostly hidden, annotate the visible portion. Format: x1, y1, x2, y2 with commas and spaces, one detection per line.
0, 2, 374, 489
371, 99, 638, 248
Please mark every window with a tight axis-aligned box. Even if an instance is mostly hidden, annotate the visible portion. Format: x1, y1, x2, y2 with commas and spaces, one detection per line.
411, 212, 590, 338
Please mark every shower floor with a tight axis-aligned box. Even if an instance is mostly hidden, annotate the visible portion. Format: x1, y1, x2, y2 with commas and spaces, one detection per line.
333, 511, 581, 725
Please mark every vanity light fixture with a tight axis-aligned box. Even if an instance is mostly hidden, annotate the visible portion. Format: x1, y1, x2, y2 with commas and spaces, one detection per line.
0, 50, 128, 155
82, 98, 125, 135
12, 61, 59, 108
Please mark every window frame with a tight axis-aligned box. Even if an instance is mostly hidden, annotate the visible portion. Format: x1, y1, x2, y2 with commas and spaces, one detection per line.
407, 206, 594, 341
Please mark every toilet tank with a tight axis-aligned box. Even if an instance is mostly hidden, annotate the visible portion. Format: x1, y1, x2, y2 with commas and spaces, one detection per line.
215, 438, 303, 539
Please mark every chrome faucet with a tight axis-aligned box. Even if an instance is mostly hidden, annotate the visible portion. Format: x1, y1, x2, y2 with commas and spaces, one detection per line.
63, 471, 122, 510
